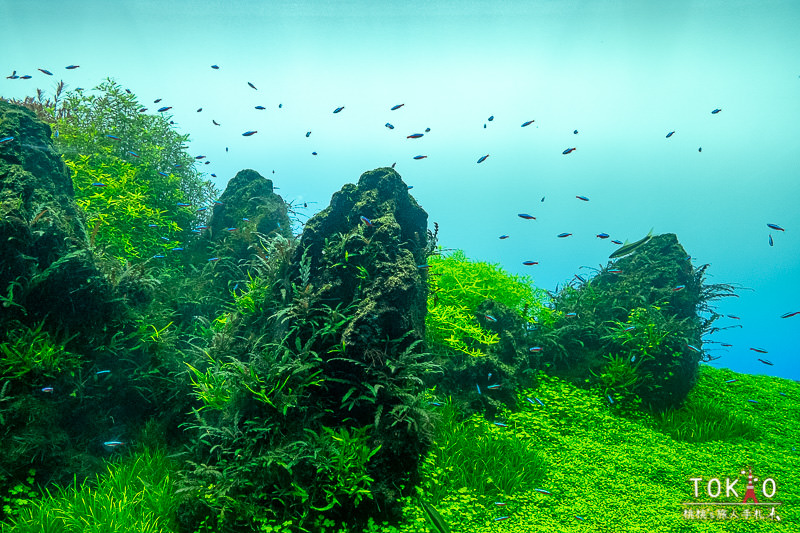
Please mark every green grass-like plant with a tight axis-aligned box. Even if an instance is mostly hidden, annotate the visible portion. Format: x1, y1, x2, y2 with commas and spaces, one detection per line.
0, 322, 80, 380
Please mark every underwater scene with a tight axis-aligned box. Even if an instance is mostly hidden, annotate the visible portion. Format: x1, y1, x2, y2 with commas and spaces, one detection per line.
1, 1, 798, 532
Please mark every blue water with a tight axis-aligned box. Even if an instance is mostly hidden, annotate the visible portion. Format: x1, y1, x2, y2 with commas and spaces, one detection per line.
2, 0, 798, 380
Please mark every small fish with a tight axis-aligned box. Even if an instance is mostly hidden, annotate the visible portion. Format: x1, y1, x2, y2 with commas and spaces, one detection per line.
534, 488, 552, 495
493, 516, 509, 521
96, 370, 111, 375
225, 227, 238, 231
65, 65, 79, 69
575, 515, 587, 522
153, 254, 165, 259
521, 119, 534, 127
725, 379, 737, 383
196, 107, 203, 112
242, 130, 257, 136
153, 98, 162, 103
171, 247, 184, 252
248, 82, 257, 90
195, 155, 206, 159
623, 325, 636, 332
390, 104, 404, 110
476, 384, 482, 395
138, 107, 148, 112
666, 131, 675, 138
413, 155, 427, 159
529, 346, 543, 352
698, 147, 702, 152
127, 151, 139, 157
487, 115, 494, 121
477, 154, 489, 164
609, 229, 653, 259
518, 213, 536, 219
597, 233, 610, 239
748, 399, 759, 403
385, 123, 394, 129
750, 347, 768, 354
91, 182, 107, 187
574, 129, 579, 134
484, 314, 497, 322
208, 257, 220, 262
278, 103, 283, 108
611, 239, 623, 245
360, 215, 373, 226
686, 344, 701, 353
213, 120, 220, 126
157, 106, 172, 112
0, 136, 15, 144
103, 441, 125, 448
769, 234, 773, 246
429, 401, 443, 407
22, 75, 33, 79
41, 386, 54, 393
727, 315, 741, 320
407, 133, 424, 139
211, 64, 219, 69
417, 264, 429, 269
312, 151, 318, 155
499, 235, 509, 239
565, 312, 577, 318
333, 106, 344, 113
608, 268, 622, 274
607, 395, 614, 404
575, 274, 586, 282
673, 285, 685, 291
158, 171, 169, 177
576, 195, 589, 201
562, 147, 576, 154
757, 358, 774, 366
196, 207, 207, 212
306, 131, 311, 137
534, 397, 545, 407
5, 70, 17, 79
493, 422, 507, 427
541, 196, 545, 202
767, 223, 784, 231
557, 232, 572, 238
526, 397, 537, 406
780, 311, 800, 318
487, 384, 501, 390
494, 502, 506, 507
522, 261, 539, 266
721, 343, 733, 347
711, 108, 721, 114
38, 68, 53, 75
177, 202, 191, 207
105, 135, 121, 141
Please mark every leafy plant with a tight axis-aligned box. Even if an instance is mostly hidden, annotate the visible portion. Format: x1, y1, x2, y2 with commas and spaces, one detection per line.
0, 321, 80, 380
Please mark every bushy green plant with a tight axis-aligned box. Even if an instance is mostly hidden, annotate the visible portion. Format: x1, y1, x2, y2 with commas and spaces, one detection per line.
654, 397, 759, 442
0, 321, 79, 380
425, 250, 549, 357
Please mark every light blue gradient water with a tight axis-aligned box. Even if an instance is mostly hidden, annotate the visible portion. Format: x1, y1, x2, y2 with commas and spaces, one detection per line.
2, 0, 798, 380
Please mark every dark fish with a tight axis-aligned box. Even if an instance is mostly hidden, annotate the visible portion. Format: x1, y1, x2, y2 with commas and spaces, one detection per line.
242, 130, 257, 136
557, 232, 572, 238
360, 216, 373, 226
20, 75, 31, 79
521, 120, 534, 127
0, 136, 13, 144
769, 234, 773, 246
38, 68, 53, 75
672, 285, 685, 291
91, 182, 107, 187
407, 133, 424, 139
65, 65, 79, 69
727, 315, 740, 319
711, 108, 721, 114
255, 105, 266, 110
666, 131, 675, 138
780, 311, 800, 318
757, 358, 774, 366
477, 154, 489, 163
518, 213, 535, 219
425, 127, 431, 132
211, 65, 220, 69
721, 343, 733, 347
391, 104, 404, 110
157, 106, 172, 112
197, 108, 202, 112
609, 229, 653, 259
278, 103, 282, 108
312, 151, 318, 155
154, 98, 162, 103
698, 147, 702, 152
6, 70, 16, 79
138, 107, 147, 112
306, 131, 311, 137
576, 195, 589, 201
562, 147, 576, 154
195, 155, 206, 159
333, 106, 344, 113
105, 135, 121, 140
385, 123, 394, 129
499, 235, 509, 239
597, 233, 609, 239
488, 115, 494, 121
574, 129, 578, 134
413, 155, 427, 159
541, 197, 545, 202
213, 120, 220, 125
750, 347, 768, 354
522, 260, 539, 266
767, 223, 784, 231
611, 239, 622, 245
248, 82, 257, 90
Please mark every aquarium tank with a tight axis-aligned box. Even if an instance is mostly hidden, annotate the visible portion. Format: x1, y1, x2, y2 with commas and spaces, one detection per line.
0, 1, 798, 532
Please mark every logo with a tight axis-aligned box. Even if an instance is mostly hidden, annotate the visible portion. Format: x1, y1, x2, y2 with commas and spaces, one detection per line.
682, 467, 782, 521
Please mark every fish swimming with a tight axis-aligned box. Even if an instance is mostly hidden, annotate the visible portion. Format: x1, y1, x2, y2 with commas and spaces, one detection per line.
711, 108, 721, 114
767, 223, 784, 231
242, 130, 257, 136
576, 195, 589, 201
157, 106, 172, 112
780, 311, 800, 318
518, 213, 535, 219
213, 120, 220, 125
597, 233, 609, 239
390, 104, 404, 110
666, 131, 675, 138
573, 129, 578, 134
255, 105, 266, 110
413, 155, 427, 159
477, 154, 489, 163
522, 261, 538, 266
608, 229, 653, 259
750, 347, 768, 354
769, 234, 773, 246
488, 115, 494, 121
38, 68, 53, 75
0, 136, 13, 144
562, 147, 576, 154
407, 133, 424, 139
557, 232, 572, 238
499, 235, 509, 239
105, 135, 121, 141
333, 106, 344, 113
521, 120, 534, 127
65, 65, 80, 69
385, 123, 394, 129
757, 358, 773, 365
211, 64, 220, 69
306, 131, 311, 137
248, 82, 257, 90
360, 215, 373, 226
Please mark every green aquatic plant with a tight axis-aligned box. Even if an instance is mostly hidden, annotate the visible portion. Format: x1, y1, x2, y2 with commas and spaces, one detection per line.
420, 500, 450, 533
654, 397, 760, 442
425, 250, 549, 358
0, 321, 80, 380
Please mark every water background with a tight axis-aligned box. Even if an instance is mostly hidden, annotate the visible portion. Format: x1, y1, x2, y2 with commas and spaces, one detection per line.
2, 0, 798, 380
